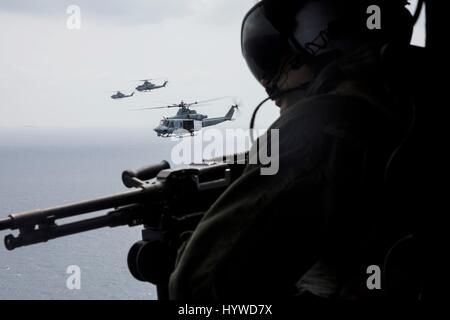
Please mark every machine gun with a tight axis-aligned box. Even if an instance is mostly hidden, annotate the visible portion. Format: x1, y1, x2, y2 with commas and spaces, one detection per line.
0, 160, 244, 299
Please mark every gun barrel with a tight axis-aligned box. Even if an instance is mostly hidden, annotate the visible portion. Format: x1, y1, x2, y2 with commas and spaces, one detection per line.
2, 182, 162, 231
3, 205, 142, 250
0, 218, 12, 231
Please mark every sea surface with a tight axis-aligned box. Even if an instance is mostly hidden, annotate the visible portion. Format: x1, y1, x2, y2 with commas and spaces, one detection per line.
0, 127, 179, 300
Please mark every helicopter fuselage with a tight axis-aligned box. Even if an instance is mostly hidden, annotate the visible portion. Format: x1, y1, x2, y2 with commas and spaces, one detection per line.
167, 108, 208, 121
154, 119, 202, 137
136, 81, 168, 92
111, 91, 134, 99
154, 105, 237, 137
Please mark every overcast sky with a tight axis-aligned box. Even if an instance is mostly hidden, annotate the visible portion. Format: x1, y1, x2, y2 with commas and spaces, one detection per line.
0, 0, 425, 130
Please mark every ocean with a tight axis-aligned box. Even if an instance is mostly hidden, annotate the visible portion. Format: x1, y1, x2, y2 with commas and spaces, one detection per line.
0, 127, 180, 300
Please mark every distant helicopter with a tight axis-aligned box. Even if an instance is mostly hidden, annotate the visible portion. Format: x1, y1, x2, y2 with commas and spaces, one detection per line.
111, 91, 134, 99
133, 98, 239, 137
135, 78, 168, 92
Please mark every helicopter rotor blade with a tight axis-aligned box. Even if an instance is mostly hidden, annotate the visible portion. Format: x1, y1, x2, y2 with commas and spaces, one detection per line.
133, 77, 168, 82
130, 104, 178, 111
229, 97, 242, 119
234, 104, 242, 118
149, 104, 179, 109
185, 103, 212, 108
130, 96, 232, 111
187, 96, 231, 107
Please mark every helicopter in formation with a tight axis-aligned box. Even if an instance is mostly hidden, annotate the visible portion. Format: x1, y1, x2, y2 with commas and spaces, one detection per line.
133, 98, 239, 137
110, 77, 168, 99
111, 91, 135, 99
135, 78, 168, 92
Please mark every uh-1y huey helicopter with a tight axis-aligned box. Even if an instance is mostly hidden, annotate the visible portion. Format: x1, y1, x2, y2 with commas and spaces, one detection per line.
135, 78, 169, 92
111, 90, 135, 99
133, 97, 239, 137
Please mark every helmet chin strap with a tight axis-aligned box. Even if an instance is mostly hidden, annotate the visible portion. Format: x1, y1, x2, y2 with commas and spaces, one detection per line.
249, 82, 311, 145
249, 51, 314, 144
264, 54, 308, 99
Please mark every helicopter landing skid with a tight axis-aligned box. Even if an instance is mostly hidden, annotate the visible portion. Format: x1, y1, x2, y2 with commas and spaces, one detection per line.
175, 132, 197, 139
158, 132, 196, 139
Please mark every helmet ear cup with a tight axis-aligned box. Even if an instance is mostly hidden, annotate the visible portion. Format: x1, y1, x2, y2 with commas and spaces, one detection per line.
284, 0, 414, 60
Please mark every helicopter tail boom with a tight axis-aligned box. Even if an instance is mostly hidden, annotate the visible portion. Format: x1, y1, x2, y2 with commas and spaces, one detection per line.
225, 104, 238, 120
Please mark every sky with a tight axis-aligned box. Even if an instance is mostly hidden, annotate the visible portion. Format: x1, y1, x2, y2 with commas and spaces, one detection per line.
0, 0, 426, 130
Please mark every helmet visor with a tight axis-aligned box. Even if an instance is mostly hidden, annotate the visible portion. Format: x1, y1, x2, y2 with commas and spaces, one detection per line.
241, 3, 294, 86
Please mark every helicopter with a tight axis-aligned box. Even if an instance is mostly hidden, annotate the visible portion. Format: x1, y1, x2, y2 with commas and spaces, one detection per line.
111, 91, 134, 99
135, 78, 169, 92
132, 98, 239, 137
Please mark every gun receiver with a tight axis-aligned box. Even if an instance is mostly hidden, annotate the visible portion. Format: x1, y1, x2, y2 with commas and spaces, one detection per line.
0, 161, 233, 251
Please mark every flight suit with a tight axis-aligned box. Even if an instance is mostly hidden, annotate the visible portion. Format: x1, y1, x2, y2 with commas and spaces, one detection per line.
169, 44, 410, 300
